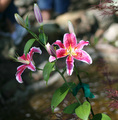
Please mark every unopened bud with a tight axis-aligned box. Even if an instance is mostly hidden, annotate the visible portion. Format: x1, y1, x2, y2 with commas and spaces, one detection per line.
45, 43, 56, 57
68, 21, 75, 33
34, 3, 43, 25
14, 13, 26, 27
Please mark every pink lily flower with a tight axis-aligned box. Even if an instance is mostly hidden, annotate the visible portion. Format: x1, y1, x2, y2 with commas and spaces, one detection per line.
49, 33, 92, 75
16, 47, 42, 83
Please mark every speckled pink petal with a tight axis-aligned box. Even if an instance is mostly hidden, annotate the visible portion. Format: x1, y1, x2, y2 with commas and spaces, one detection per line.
49, 48, 67, 62
49, 56, 56, 62
18, 54, 27, 61
75, 40, 89, 50
63, 33, 77, 49
27, 61, 36, 71
16, 65, 27, 83
29, 47, 42, 60
66, 56, 74, 76
56, 48, 67, 58
73, 50, 92, 64
53, 40, 64, 48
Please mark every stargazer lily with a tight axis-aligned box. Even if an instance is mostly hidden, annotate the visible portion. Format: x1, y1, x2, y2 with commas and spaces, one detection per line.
49, 33, 92, 76
16, 47, 42, 83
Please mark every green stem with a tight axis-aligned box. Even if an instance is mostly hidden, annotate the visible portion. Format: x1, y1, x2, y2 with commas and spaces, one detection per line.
74, 64, 94, 117
26, 27, 46, 48
56, 67, 81, 105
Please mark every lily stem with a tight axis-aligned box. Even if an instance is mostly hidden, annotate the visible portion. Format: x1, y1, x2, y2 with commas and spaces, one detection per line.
74, 63, 94, 117
56, 67, 81, 105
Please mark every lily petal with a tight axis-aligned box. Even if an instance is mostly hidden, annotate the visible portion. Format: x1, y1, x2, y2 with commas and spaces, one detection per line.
53, 40, 64, 48
27, 61, 36, 71
49, 56, 56, 62
18, 54, 27, 61
63, 33, 77, 49
75, 40, 89, 50
49, 48, 67, 62
16, 65, 27, 83
73, 50, 92, 64
29, 47, 42, 60
66, 56, 74, 75
56, 48, 67, 58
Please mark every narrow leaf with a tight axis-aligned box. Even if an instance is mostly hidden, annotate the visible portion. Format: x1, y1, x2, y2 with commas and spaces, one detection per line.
39, 33, 47, 45
63, 103, 80, 114
92, 113, 111, 120
25, 16, 29, 28
75, 101, 91, 120
24, 39, 35, 55
43, 62, 55, 84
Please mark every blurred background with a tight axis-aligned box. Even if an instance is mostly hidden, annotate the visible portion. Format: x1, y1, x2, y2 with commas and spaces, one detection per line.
0, 0, 118, 119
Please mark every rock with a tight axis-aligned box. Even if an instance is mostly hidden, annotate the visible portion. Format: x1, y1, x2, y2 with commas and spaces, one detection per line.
18, 7, 27, 16
55, 10, 93, 35
103, 23, 118, 42
15, 0, 33, 7
96, 39, 118, 63
86, 9, 114, 29
0, 36, 15, 61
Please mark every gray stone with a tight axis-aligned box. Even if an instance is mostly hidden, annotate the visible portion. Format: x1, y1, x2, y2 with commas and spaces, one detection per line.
18, 7, 27, 16
103, 23, 118, 42
86, 9, 114, 29
55, 10, 92, 35
15, 0, 33, 7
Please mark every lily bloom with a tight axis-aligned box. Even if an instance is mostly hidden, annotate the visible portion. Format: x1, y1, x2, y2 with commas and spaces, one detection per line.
16, 47, 42, 83
49, 33, 92, 75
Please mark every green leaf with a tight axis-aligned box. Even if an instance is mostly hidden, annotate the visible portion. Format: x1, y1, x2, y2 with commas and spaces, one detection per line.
75, 101, 91, 120
25, 16, 29, 28
92, 113, 111, 120
51, 83, 70, 112
72, 83, 94, 98
43, 62, 55, 84
83, 84, 94, 98
24, 39, 35, 55
39, 33, 47, 45
63, 103, 80, 114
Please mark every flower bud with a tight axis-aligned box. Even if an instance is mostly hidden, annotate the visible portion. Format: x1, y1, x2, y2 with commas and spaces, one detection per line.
14, 13, 26, 27
68, 21, 75, 33
45, 43, 56, 57
34, 3, 43, 25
